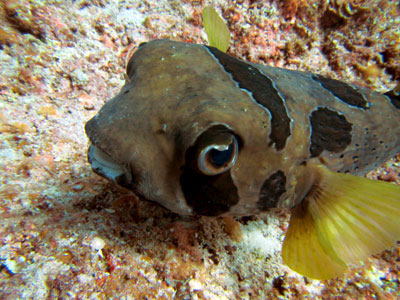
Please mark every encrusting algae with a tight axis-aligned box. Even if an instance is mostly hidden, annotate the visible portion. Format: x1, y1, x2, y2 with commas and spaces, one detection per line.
85, 6, 400, 280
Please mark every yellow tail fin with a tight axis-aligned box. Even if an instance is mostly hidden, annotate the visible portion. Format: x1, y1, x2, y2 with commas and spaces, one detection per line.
202, 6, 230, 53
282, 164, 400, 280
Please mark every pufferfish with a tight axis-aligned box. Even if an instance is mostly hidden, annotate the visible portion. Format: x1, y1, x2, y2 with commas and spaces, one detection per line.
85, 39, 400, 280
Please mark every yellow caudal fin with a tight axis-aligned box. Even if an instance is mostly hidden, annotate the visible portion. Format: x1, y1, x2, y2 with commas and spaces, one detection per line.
202, 6, 230, 53
282, 164, 400, 280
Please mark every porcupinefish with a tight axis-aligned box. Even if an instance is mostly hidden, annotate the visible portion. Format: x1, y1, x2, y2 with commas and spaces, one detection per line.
85, 39, 400, 280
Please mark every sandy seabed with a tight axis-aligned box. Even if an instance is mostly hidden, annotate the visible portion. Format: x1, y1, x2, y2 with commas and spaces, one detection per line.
0, 0, 399, 299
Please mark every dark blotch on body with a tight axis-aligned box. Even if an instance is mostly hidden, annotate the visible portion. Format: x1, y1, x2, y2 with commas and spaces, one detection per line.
312, 74, 369, 109
257, 170, 286, 211
206, 46, 291, 150
309, 107, 352, 157
180, 170, 238, 216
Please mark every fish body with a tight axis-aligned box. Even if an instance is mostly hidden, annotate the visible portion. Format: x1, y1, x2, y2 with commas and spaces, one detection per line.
85, 39, 400, 279
86, 39, 399, 216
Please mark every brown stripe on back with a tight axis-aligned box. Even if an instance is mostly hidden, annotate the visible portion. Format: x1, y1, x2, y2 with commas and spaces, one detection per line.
384, 89, 400, 109
312, 74, 369, 109
309, 107, 352, 157
206, 46, 291, 150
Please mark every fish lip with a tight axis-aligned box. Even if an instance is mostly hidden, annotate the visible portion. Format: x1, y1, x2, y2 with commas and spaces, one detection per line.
87, 144, 127, 184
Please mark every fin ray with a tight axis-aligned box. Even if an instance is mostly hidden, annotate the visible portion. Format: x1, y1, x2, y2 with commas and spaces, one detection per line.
311, 166, 400, 264
202, 6, 230, 53
283, 164, 400, 280
282, 201, 347, 280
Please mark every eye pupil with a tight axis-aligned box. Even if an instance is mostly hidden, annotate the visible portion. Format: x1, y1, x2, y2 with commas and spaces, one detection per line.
209, 143, 233, 167
197, 134, 239, 176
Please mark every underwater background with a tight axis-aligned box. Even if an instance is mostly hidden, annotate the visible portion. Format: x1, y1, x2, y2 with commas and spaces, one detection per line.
0, 0, 399, 299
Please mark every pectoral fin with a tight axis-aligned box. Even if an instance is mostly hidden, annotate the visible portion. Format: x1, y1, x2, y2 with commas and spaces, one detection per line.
282, 199, 347, 280
282, 164, 400, 280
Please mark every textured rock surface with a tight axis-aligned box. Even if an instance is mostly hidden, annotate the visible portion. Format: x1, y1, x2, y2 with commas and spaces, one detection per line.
0, 0, 399, 299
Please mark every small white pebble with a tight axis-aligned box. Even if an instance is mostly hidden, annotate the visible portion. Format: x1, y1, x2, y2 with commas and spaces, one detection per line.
91, 237, 106, 251
70, 68, 89, 86
90, 236, 106, 258
189, 279, 203, 291
78, 274, 94, 284
4, 259, 19, 274
72, 184, 83, 191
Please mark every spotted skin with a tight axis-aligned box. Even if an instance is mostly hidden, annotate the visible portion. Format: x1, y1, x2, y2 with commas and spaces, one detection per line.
85, 39, 400, 217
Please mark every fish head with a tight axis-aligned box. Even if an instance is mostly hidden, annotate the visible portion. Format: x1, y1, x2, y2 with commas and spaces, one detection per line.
85, 39, 299, 216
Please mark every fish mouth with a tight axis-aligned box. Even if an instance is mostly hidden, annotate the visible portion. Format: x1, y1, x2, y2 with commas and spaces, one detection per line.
87, 144, 126, 183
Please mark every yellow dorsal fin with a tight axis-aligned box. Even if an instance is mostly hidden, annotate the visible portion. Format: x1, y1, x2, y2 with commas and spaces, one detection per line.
282, 164, 400, 280
202, 6, 230, 53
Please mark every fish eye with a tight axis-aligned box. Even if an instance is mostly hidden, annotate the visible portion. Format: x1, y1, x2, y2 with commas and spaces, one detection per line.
198, 135, 238, 176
